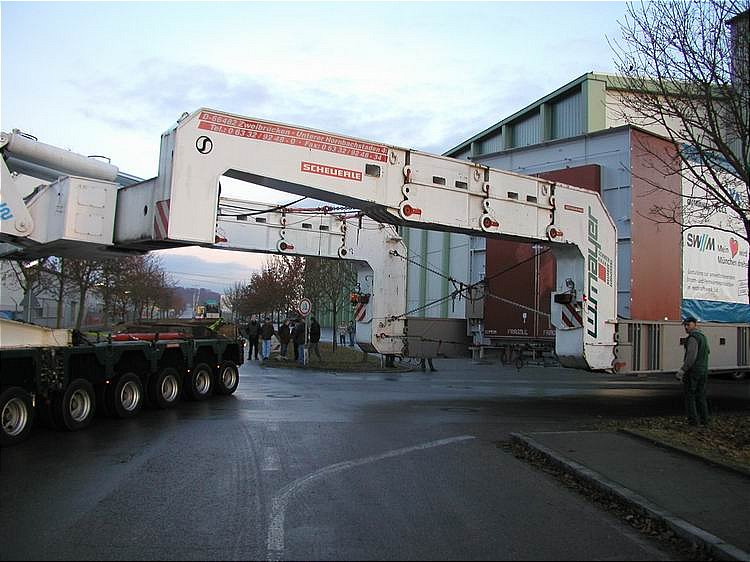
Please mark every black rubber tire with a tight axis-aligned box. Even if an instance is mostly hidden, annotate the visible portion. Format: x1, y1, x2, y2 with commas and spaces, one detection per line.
184, 362, 213, 401
214, 361, 240, 395
95, 383, 113, 418
107, 372, 144, 419
148, 367, 182, 409
0, 387, 35, 447
52, 378, 96, 432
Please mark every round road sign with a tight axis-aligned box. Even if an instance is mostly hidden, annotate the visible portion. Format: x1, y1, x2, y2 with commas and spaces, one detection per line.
298, 298, 312, 317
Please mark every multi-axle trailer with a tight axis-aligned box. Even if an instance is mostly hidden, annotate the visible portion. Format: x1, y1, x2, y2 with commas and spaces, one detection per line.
0, 319, 243, 446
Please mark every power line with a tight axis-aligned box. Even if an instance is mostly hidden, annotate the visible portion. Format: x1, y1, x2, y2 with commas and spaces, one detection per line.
217, 197, 308, 218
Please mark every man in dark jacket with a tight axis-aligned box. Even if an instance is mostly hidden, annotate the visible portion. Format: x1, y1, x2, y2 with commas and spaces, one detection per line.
292, 319, 300, 361
293, 319, 306, 365
278, 319, 291, 358
246, 316, 260, 360
260, 317, 275, 361
676, 316, 711, 426
309, 316, 322, 361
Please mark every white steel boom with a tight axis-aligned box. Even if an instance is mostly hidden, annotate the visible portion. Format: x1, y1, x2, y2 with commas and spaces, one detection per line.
1, 108, 618, 369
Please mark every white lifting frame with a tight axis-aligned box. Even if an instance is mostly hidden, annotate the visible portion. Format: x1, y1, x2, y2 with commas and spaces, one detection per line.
121, 109, 617, 370
1, 108, 618, 370
213, 198, 407, 355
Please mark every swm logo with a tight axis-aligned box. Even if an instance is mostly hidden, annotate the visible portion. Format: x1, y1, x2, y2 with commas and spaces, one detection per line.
686, 232, 715, 252
0, 202, 13, 221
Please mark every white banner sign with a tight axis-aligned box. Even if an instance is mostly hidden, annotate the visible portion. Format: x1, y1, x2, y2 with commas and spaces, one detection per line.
682, 227, 749, 303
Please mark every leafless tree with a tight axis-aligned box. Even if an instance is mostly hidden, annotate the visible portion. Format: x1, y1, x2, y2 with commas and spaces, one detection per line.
94, 255, 179, 325
66, 258, 104, 329
97, 258, 133, 326
44, 257, 70, 328
224, 281, 249, 322
303, 257, 356, 350
126, 255, 179, 321
5, 258, 53, 323
238, 256, 305, 321
610, 0, 749, 299
272, 255, 305, 317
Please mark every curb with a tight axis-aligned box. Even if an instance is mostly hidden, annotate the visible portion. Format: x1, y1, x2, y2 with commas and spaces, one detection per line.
510, 432, 750, 562
618, 428, 750, 479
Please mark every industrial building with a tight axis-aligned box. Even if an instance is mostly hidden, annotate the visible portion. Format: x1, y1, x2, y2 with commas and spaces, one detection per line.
401, 71, 748, 355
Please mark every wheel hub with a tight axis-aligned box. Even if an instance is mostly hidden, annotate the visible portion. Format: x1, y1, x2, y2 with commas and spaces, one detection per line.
120, 381, 141, 411
69, 389, 92, 422
195, 370, 211, 394
2, 398, 28, 437
161, 375, 179, 402
222, 367, 237, 389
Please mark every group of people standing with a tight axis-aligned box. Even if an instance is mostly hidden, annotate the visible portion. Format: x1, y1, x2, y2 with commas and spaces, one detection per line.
338, 321, 356, 347
244, 315, 329, 365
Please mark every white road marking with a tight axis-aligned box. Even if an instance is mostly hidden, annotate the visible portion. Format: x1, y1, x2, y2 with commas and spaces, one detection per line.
261, 446, 281, 472
266, 435, 475, 556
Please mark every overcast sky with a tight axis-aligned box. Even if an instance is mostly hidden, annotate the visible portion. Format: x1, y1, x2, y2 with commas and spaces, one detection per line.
1, 1, 627, 291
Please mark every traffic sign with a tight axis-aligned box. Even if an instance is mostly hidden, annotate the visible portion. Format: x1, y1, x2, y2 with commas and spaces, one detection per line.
298, 298, 312, 316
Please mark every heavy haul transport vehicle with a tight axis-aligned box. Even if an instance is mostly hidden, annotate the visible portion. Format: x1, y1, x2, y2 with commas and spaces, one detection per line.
0, 318, 243, 446
1, 108, 748, 445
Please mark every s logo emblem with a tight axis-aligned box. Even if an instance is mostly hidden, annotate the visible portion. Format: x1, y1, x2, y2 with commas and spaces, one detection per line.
196, 136, 213, 154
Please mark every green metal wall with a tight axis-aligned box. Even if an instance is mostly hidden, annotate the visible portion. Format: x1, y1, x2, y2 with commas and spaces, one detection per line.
448, 73, 611, 159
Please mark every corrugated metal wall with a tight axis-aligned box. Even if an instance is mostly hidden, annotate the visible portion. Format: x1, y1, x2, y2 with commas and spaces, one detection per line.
513, 112, 541, 148
479, 134, 503, 155
551, 91, 584, 139
403, 228, 471, 320
315, 296, 355, 328
457, 85, 591, 157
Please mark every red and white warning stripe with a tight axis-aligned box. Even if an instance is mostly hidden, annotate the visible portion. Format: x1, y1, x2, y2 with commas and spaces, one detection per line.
154, 199, 171, 240
354, 302, 367, 322
560, 302, 582, 328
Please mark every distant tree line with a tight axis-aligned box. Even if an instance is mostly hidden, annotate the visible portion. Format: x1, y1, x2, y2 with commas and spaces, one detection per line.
3, 254, 184, 329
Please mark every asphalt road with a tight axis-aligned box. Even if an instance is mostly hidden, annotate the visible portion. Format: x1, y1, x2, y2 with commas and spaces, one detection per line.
2, 359, 748, 561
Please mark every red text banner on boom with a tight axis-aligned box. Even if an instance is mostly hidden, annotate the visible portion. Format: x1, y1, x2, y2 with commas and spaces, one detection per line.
197, 111, 388, 162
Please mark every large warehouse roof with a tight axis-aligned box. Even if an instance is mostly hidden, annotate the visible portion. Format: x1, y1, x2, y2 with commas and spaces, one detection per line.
444, 72, 638, 159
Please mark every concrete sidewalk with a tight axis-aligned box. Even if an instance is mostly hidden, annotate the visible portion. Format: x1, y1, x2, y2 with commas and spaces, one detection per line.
512, 430, 750, 561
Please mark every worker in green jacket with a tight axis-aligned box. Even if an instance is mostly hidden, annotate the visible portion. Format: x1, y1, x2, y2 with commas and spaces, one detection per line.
675, 316, 711, 426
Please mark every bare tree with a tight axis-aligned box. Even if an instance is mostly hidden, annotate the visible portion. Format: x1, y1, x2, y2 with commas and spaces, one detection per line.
610, 0, 749, 300
94, 255, 178, 325
66, 258, 103, 329
271, 255, 305, 317
97, 258, 133, 327
42, 257, 69, 328
240, 256, 306, 321
224, 281, 249, 322
303, 257, 356, 350
5, 258, 53, 323
125, 255, 178, 321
